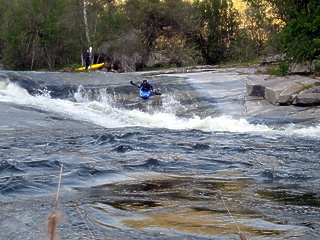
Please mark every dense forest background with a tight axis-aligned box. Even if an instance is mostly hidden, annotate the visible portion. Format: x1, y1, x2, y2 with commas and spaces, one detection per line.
0, 0, 319, 72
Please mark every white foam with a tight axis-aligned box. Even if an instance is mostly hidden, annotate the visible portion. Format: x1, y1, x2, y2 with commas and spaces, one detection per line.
1, 83, 320, 138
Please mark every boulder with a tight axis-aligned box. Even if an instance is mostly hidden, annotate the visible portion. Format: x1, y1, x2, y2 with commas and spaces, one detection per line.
246, 82, 265, 96
277, 83, 302, 105
264, 82, 289, 105
304, 86, 320, 93
246, 76, 320, 106
293, 93, 320, 106
260, 54, 286, 65
289, 62, 313, 74
246, 77, 300, 105
263, 82, 303, 105
289, 60, 320, 74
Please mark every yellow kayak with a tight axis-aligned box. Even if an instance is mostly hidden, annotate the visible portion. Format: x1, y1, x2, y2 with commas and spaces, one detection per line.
76, 63, 105, 71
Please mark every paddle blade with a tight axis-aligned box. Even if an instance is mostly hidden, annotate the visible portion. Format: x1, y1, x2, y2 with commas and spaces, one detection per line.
130, 81, 139, 87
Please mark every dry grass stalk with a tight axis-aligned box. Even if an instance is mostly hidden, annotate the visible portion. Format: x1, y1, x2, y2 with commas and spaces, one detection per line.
47, 210, 60, 240
219, 191, 248, 240
75, 205, 96, 240
238, 231, 247, 240
46, 164, 63, 240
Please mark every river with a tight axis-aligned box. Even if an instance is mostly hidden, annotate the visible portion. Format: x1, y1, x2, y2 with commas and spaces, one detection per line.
0, 67, 319, 240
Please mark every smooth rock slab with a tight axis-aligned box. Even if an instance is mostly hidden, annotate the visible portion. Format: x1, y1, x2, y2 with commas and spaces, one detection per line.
247, 76, 320, 106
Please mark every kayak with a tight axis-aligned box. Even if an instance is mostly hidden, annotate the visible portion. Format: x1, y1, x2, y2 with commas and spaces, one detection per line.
76, 63, 105, 71
130, 80, 162, 99
140, 89, 152, 99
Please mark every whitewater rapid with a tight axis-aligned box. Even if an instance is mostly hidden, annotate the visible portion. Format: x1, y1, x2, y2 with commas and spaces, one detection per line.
1, 81, 320, 139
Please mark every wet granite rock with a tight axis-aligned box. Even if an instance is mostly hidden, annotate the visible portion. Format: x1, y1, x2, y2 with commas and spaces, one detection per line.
289, 60, 320, 74
247, 76, 320, 106
293, 93, 320, 106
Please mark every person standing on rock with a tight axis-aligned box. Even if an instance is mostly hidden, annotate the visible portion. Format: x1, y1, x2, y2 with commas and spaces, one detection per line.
84, 50, 91, 70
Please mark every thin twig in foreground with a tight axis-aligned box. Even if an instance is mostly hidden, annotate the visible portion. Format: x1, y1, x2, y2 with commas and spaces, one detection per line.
47, 164, 63, 240
76, 205, 96, 240
219, 191, 247, 240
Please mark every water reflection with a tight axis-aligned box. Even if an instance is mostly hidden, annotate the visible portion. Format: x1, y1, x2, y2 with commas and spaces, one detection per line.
73, 176, 311, 239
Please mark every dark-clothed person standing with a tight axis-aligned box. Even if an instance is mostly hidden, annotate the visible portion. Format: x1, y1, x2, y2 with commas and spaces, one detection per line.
84, 50, 91, 70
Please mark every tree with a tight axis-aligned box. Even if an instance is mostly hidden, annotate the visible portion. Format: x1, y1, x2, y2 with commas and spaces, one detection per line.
0, 0, 10, 61
1, 0, 84, 70
96, 0, 201, 70
244, 0, 320, 63
229, 0, 282, 62
279, 5, 320, 62
193, 0, 239, 64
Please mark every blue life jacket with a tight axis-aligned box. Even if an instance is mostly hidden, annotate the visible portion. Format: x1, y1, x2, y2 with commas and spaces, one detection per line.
140, 82, 153, 91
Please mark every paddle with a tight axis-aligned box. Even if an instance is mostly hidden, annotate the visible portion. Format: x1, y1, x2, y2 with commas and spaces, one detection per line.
130, 81, 162, 95
130, 80, 139, 87
88, 47, 92, 68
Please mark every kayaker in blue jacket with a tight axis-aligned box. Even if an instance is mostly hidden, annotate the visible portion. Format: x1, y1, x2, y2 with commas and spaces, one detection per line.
139, 79, 153, 92
84, 50, 91, 70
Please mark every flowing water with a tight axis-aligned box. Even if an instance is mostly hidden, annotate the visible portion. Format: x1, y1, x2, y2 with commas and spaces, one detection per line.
0, 68, 319, 240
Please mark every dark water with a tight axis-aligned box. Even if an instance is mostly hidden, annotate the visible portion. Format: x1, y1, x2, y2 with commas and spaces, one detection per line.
0, 69, 319, 239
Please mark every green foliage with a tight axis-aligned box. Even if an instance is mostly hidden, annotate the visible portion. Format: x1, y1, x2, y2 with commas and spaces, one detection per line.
97, 0, 202, 70
0, 0, 84, 70
279, 6, 320, 63
245, 0, 320, 67
0, 0, 318, 71
266, 61, 289, 76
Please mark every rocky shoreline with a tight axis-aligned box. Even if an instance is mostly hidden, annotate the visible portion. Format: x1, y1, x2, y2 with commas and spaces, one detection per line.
246, 74, 320, 106
142, 64, 320, 107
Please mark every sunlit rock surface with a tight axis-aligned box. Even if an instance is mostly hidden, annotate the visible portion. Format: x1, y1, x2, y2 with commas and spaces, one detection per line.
246, 75, 320, 106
